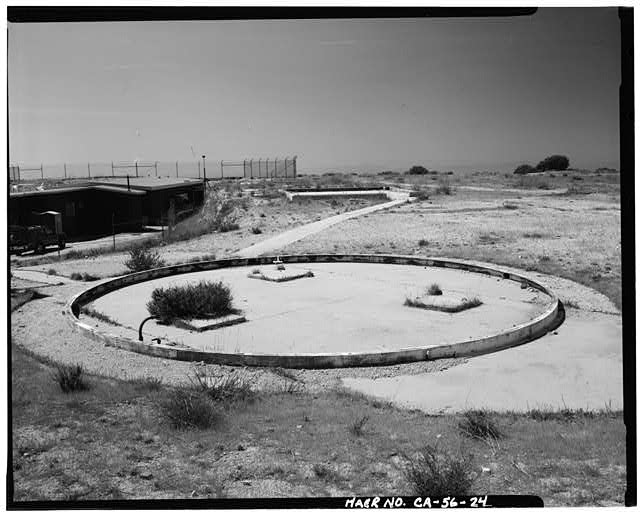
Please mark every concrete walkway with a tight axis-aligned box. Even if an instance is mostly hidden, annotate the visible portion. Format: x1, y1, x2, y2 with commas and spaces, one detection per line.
234, 195, 410, 258
11, 269, 77, 286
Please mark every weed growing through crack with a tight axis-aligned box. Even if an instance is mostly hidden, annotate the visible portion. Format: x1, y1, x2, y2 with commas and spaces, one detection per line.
80, 306, 120, 326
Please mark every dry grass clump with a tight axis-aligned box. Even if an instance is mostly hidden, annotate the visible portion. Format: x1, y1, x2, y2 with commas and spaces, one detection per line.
349, 415, 369, 437
80, 306, 119, 326
161, 389, 219, 429
458, 409, 503, 441
147, 280, 235, 324
403, 445, 476, 496
188, 366, 255, 404
54, 364, 90, 393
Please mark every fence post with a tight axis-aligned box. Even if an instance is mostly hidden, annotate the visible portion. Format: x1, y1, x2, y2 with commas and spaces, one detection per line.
243, 159, 246, 179
293, 156, 297, 178
154, 161, 158, 177
176, 161, 179, 177
197, 161, 201, 179
88, 163, 91, 178
220, 160, 224, 180
265, 158, 269, 179
258, 159, 261, 178
63, 163, 67, 179
249, 159, 253, 179
111, 161, 114, 176
274, 158, 278, 179
40, 164, 43, 180
135, 162, 139, 177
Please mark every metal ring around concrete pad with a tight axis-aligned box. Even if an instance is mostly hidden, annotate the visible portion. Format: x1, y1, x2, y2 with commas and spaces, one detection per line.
65, 254, 564, 369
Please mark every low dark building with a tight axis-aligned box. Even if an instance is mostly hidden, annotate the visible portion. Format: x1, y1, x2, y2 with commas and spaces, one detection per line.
9, 178, 205, 239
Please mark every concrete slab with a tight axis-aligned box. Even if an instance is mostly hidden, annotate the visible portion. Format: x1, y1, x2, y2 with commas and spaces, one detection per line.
342, 308, 622, 412
90, 262, 552, 355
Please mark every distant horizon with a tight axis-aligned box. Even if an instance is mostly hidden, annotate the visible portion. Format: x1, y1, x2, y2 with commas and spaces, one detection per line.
10, 8, 621, 172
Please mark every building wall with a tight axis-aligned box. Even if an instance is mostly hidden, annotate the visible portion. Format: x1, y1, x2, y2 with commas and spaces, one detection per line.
10, 189, 143, 239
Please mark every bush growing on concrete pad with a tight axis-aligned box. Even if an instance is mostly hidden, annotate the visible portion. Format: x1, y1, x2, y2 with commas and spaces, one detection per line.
125, 246, 165, 272
147, 280, 235, 324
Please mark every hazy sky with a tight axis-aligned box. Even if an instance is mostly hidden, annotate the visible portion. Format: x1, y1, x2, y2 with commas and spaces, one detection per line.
9, 8, 621, 172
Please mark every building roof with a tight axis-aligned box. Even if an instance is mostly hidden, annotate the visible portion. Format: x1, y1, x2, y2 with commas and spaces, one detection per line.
89, 177, 204, 192
10, 184, 146, 198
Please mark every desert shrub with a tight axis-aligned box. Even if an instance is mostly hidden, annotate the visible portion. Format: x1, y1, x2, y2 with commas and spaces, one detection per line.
161, 389, 219, 429
251, 226, 263, 234
189, 366, 255, 404
54, 364, 90, 393
434, 180, 452, 195
411, 188, 430, 201
312, 463, 341, 480
147, 280, 235, 323
168, 185, 244, 241
47, 268, 57, 275
70, 272, 100, 281
218, 220, 240, 232
403, 445, 476, 496
349, 415, 369, 436
458, 410, 503, 440
537, 181, 551, 190
426, 283, 442, 296
125, 247, 165, 272
418, 239, 429, 247
407, 165, 430, 175
513, 164, 536, 175
536, 154, 570, 172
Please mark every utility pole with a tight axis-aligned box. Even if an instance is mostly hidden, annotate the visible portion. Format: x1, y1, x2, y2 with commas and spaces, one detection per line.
202, 155, 207, 185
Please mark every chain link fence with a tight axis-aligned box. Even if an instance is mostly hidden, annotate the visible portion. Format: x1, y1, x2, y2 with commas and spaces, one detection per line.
9, 157, 298, 182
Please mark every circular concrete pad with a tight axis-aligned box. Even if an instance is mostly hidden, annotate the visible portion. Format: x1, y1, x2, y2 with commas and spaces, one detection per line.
86, 259, 555, 358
